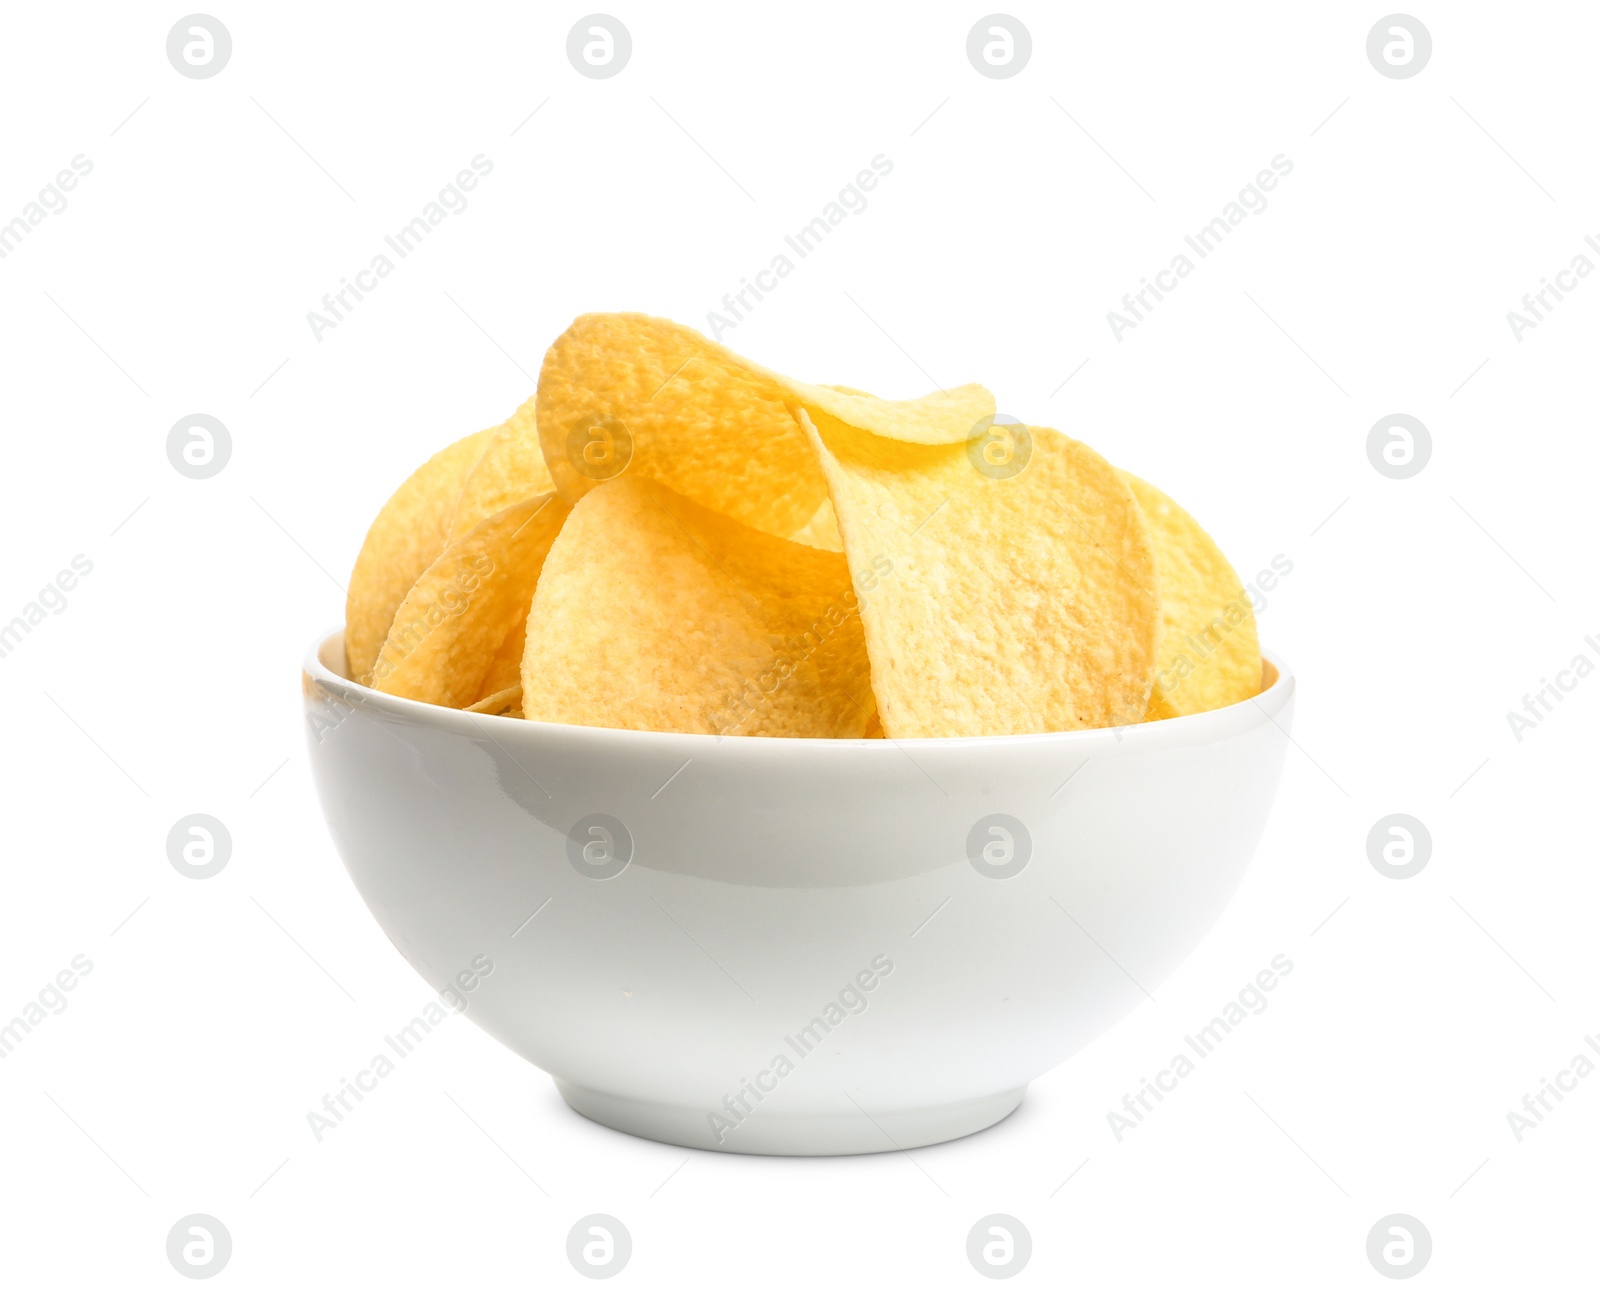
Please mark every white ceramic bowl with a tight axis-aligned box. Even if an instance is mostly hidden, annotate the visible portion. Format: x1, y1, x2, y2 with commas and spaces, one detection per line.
302, 630, 1293, 1155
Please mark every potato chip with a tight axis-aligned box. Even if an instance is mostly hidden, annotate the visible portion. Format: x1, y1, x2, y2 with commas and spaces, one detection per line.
345, 428, 495, 684
788, 499, 845, 551
447, 395, 554, 541
475, 612, 527, 700
800, 409, 1160, 737
1121, 472, 1261, 718
343, 310, 1260, 743
535, 314, 994, 538
788, 388, 865, 551
520, 477, 873, 737
450, 396, 556, 705
372, 494, 569, 707
464, 684, 522, 716
780, 379, 994, 446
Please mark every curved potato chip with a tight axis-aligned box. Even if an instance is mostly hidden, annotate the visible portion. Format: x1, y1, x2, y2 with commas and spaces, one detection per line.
537, 314, 824, 537
787, 388, 861, 552
779, 379, 994, 446
521, 477, 873, 737
372, 493, 570, 707
535, 314, 995, 537
475, 612, 527, 700
800, 409, 1160, 737
447, 395, 554, 541
345, 428, 495, 684
1121, 472, 1261, 718
465, 683, 522, 716
789, 498, 845, 551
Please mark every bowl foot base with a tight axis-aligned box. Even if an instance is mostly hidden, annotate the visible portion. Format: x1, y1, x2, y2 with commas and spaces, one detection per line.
555, 1080, 1026, 1156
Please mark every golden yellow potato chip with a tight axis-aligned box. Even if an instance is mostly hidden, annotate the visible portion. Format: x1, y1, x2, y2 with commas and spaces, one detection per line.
464, 684, 522, 716
782, 380, 994, 446
786, 387, 869, 552
800, 409, 1160, 737
341, 311, 1262, 743
535, 314, 994, 538
345, 428, 495, 684
520, 477, 873, 737
447, 395, 554, 542
372, 494, 569, 707
1121, 472, 1261, 718
537, 314, 822, 537
475, 613, 527, 700
788, 499, 845, 551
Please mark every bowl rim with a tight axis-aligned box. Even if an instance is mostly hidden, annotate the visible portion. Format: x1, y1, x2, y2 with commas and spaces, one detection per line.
304, 628, 1294, 755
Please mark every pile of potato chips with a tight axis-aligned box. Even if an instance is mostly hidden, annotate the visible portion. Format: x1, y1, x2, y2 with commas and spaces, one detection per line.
344, 314, 1262, 739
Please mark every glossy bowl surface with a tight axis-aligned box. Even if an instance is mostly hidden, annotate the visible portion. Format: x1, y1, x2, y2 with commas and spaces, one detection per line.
302, 630, 1293, 1154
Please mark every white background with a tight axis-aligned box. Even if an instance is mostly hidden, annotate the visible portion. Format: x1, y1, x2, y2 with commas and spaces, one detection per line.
2, 1, 1596, 1288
